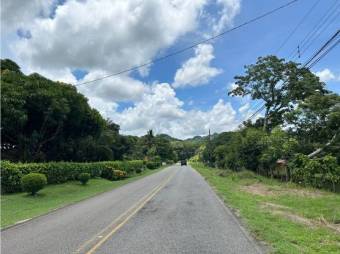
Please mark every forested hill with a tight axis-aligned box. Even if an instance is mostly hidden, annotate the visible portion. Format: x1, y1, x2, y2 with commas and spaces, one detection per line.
0, 59, 198, 163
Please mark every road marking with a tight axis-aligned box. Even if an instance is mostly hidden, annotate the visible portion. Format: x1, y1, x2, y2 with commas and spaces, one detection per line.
74, 168, 177, 254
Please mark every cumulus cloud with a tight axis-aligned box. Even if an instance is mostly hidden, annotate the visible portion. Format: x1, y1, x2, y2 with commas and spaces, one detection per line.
78, 71, 148, 102
315, 68, 339, 82
238, 103, 250, 113
12, 0, 208, 74
212, 0, 241, 34
1, 0, 55, 35
172, 44, 222, 88
2, 0, 243, 138
111, 83, 237, 139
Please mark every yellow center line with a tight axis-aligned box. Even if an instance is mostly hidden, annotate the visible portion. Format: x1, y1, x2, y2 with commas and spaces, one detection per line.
75, 168, 177, 254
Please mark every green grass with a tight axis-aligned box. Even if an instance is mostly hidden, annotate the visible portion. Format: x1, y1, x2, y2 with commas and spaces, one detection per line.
1, 167, 166, 228
191, 162, 340, 254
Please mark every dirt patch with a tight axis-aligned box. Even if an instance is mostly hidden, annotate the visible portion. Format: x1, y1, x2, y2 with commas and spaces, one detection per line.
261, 202, 291, 210
241, 183, 325, 198
271, 210, 316, 227
261, 202, 340, 234
241, 183, 276, 197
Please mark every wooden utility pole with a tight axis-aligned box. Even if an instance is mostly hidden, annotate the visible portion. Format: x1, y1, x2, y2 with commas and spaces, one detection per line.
208, 129, 212, 167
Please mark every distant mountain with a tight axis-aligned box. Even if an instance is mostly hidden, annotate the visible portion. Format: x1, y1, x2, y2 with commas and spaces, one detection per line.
156, 134, 180, 141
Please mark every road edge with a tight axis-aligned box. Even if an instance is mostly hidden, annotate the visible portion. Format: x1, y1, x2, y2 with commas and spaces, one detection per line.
1, 165, 171, 232
189, 164, 269, 254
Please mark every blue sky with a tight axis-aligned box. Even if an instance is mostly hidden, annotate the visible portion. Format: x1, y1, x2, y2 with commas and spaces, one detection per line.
1, 0, 339, 138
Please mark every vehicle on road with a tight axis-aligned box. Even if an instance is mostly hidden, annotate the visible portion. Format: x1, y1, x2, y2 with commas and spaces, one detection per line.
181, 160, 187, 166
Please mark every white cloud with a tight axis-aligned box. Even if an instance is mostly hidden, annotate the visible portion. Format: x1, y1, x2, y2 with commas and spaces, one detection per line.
228, 82, 238, 91
2, 0, 243, 138
238, 103, 249, 113
315, 68, 339, 82
212, 0, 241, 34
111, 83, 237, 139
12, 0, 208, 75
78, 71, 148, 102
1, 0, 55, 35
172, 44, 222, 88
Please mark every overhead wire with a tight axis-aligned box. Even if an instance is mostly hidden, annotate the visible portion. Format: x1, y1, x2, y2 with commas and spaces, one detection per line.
274, 0, 321, 54
74, 0, 299, 87
289, 0, 339, 60
239, 29, 340, 127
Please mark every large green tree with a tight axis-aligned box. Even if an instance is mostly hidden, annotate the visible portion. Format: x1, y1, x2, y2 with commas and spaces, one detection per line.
229, 56, 326, 131
1, 59, 106, 161
285, 93, 340, 159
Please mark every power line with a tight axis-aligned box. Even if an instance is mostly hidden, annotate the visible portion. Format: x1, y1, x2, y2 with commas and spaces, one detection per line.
289, 0, 339, 60
304, 29, 339, 66
275, 0, 321, 54
239, 30, 339, 127
75, 0, 299, 87
299, 6, 339, 57
308, 37, 339, 68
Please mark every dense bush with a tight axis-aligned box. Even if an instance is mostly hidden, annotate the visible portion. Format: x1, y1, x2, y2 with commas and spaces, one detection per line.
112, 170, 127, 180
1, 161, 23, 193
101, 166, 127, 181
1, 160, 143, 193
21, 173, 47, 195
78, 173, 90, 185
290, 154, 340, 191
146, 161, 161, 170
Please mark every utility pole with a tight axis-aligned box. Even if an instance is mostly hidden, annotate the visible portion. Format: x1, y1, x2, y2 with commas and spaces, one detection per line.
208, 129, 212, 167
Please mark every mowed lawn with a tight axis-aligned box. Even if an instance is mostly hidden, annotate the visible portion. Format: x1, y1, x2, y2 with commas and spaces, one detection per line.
1, 167, 165, 228
191, 162, 340, 254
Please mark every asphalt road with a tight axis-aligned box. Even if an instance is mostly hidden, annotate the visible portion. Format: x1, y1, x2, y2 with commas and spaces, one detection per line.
2, 165, 264, 254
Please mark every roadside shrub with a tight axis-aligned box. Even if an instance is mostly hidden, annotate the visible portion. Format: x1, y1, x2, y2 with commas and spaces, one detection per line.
290, 154, 340, 191
1, 160, 143, 193
1, 161, 23, 193
101, 166, 127, 181
78, 173, 90, 185
21, 173, 47, 195
112, 170, 127, 181
135, 168, 143, 174
146, 161, 160, 170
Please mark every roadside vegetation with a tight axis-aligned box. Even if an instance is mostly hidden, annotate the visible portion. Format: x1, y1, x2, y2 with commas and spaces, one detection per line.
190, 56, 340, 253
1, 167, 165, 228
192, 162, 340, 254
194, 56, 339, 192
1, 59, 197, 227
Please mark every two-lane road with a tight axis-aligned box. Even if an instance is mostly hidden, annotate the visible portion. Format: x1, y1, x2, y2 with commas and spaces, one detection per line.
2, 165, 264, 254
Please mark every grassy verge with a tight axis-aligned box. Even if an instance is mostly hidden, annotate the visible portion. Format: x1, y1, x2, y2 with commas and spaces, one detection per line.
191, 162, 340, 254
1, 167, 166, 228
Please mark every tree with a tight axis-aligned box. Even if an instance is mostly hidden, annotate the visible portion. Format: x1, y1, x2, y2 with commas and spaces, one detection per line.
1, 59, 106, 162
229, 56, 325, 131
260, 127, 298, 178
285, 93, 340, 159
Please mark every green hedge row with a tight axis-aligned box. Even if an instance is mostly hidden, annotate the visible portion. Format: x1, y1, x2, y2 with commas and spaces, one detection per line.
1, 160, 144, 193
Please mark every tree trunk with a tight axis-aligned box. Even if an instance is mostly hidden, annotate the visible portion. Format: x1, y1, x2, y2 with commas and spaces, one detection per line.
263, 106, 270, 132
307, 132, 338, 158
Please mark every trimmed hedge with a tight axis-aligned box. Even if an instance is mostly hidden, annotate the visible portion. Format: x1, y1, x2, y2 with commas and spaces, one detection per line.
1, 160, 144, 193
78, 173, 90, 185
146, 161, 161, 170
21, 173, 47, 195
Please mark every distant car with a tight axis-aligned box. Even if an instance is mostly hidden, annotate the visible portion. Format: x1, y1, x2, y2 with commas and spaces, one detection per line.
181, 160, 187, 166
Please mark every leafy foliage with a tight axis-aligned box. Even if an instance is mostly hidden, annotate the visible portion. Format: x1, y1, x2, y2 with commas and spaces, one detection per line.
0, 59, 201, 164
229, 56, 325, 131
1, 160, 144, 193
201, 55, 339, 191
21, 173, 47, 195
78, 173, 90, 185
